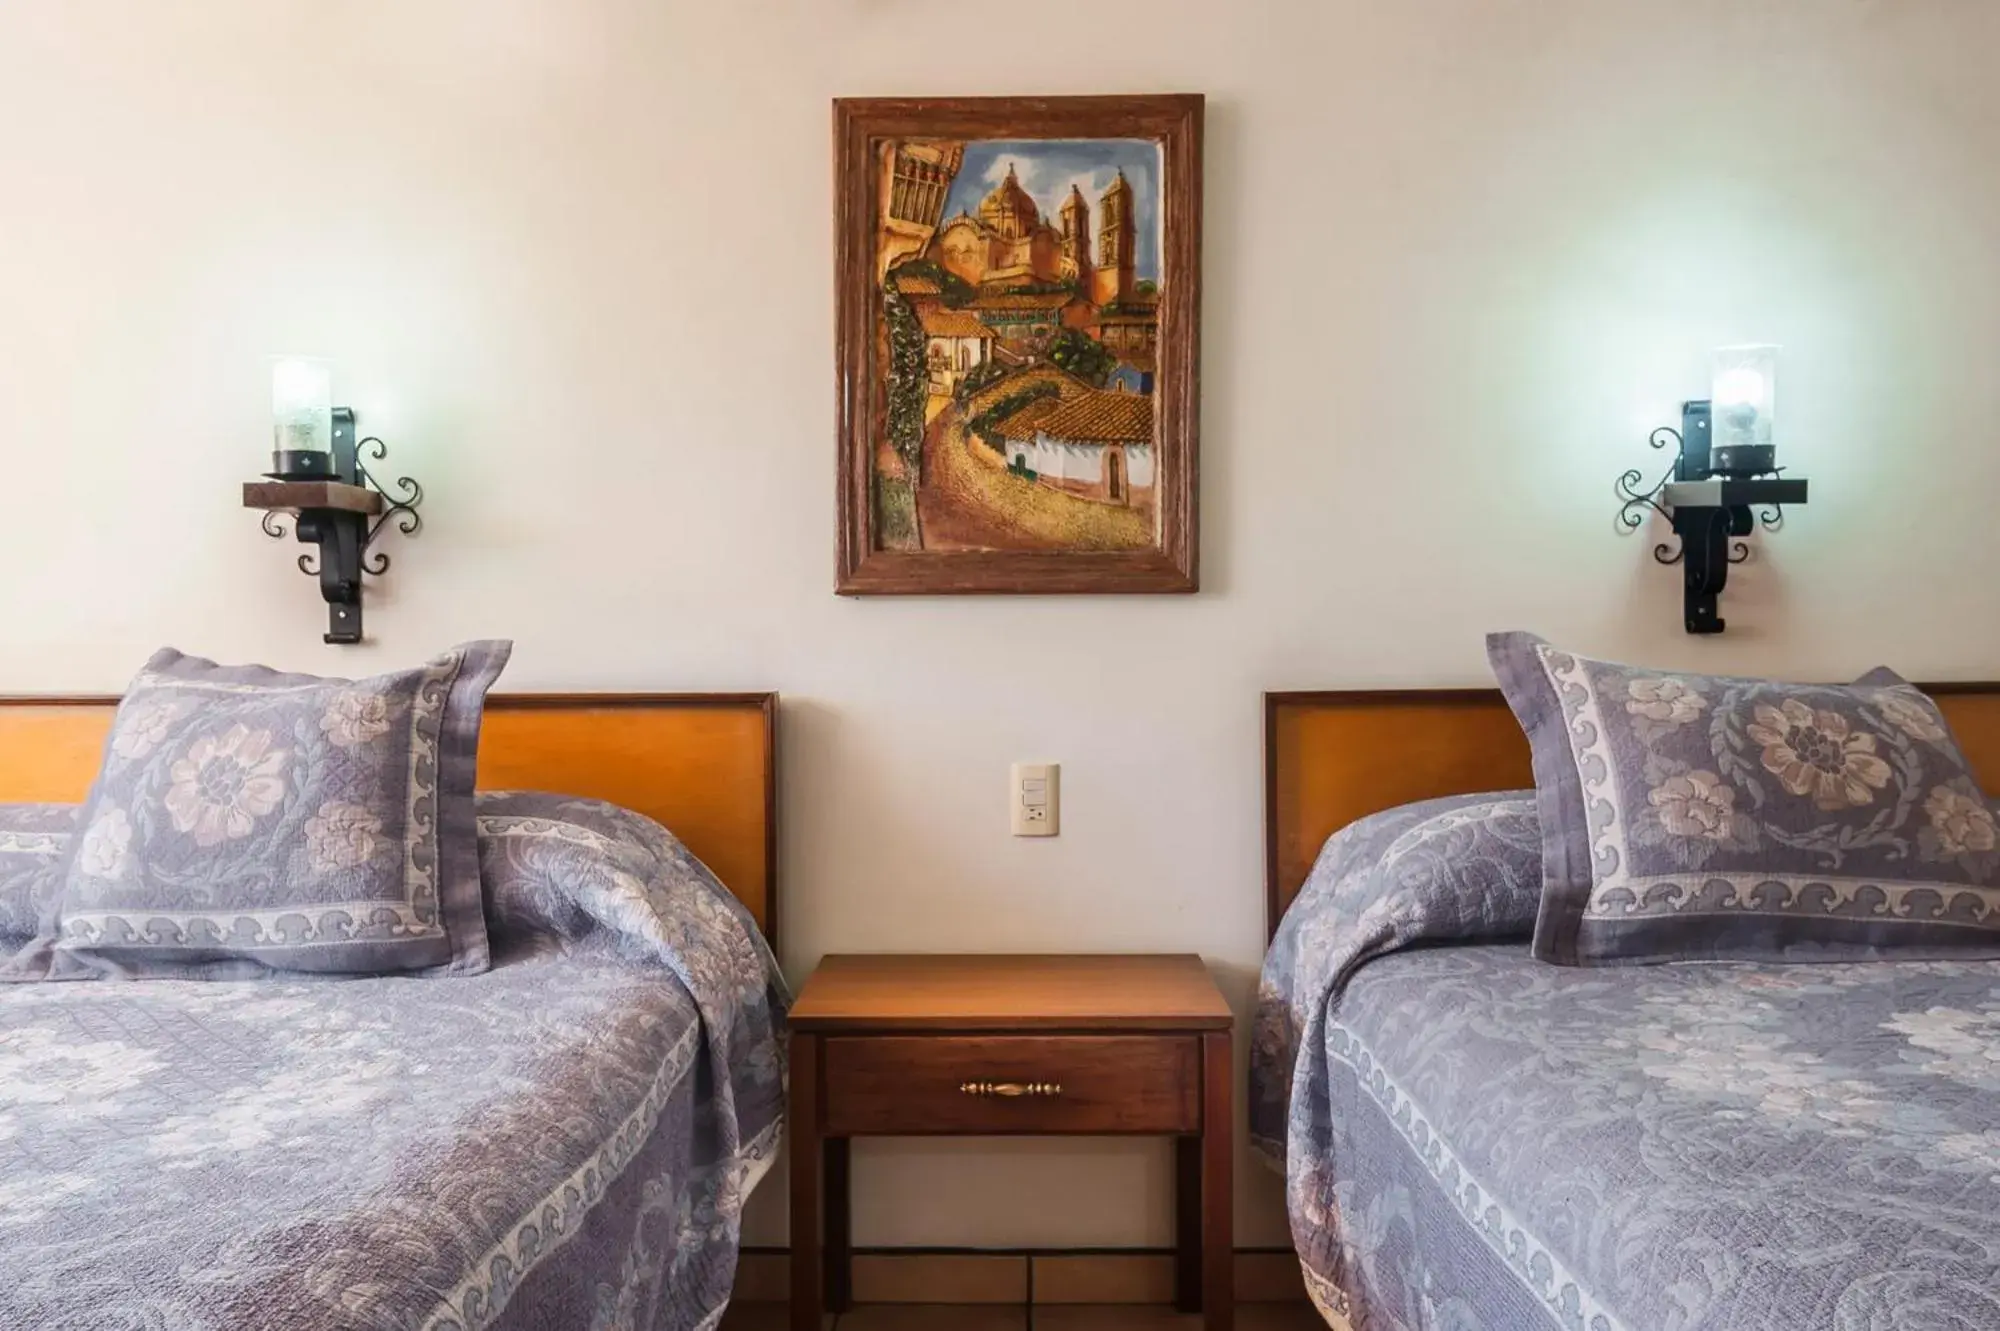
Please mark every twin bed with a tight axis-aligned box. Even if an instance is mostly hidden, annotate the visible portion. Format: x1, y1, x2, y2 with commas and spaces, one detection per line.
1256, 687, 2000, 1331
0, 693, 785, 1331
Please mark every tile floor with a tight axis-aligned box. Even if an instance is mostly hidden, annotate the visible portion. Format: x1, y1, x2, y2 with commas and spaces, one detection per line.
720, 1303, 1324, 1330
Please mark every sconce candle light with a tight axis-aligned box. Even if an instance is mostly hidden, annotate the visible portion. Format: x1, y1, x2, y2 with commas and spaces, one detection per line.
270, 356, 336, 480
1710, 344, 1779, 478
243, 359, 424, 644
1617, 345, 1807, 634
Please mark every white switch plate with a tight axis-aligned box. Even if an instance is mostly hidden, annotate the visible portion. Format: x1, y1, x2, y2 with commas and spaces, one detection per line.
1010, 762, 1059, 837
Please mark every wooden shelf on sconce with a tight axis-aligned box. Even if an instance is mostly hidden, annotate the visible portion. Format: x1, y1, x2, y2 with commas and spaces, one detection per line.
241, 481, 384, 515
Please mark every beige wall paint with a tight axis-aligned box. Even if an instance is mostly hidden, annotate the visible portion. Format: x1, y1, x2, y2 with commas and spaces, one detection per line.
4, 0, 1998, 1249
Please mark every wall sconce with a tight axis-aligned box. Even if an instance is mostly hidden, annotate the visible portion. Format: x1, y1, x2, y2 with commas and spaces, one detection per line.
1616, 345, 1807, 635
242, 359, 424, 644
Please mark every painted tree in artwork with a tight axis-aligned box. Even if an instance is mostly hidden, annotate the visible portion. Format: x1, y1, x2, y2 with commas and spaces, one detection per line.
877, 279, 928, 548
1046, 328, 1115, 387
884, 282, 927, 479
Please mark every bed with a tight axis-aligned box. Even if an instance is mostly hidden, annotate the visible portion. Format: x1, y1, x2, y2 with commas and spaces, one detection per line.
1253, 688, 2000, 1331
0, 692, 785, 1331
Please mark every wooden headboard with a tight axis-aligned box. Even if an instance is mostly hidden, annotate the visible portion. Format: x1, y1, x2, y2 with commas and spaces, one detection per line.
1265, 684, 2000, 938
0, 692, 780, 942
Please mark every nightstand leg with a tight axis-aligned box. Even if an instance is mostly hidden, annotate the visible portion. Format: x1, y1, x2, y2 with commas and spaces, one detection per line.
823, 1136, 852, 1312
1202, 1029, 1234, 1331
788, 1034, 822, 1331
1175, 1134, 1202, 1312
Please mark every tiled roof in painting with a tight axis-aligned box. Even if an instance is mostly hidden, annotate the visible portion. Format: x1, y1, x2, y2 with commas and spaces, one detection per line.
971, 291, 1079, 312
995, 398, 1063, 440
1035, 391, 1154, 444
919, 308, 994, 339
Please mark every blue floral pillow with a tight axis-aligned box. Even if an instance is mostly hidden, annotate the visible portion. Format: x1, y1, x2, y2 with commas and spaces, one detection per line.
17, 642, 511, 980
1489, 632, 2000, 965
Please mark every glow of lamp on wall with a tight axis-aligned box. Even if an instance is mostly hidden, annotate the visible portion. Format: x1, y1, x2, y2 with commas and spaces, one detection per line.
241, 358, 425, 644
1615, 345, 1808, 635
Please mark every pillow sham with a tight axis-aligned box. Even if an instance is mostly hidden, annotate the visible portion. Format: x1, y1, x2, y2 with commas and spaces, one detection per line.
29, 640, 511, 980
1488, 631, 2000, 965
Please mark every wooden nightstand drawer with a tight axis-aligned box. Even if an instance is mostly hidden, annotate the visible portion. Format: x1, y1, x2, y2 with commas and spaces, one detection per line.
820, 1034, 1201, 1135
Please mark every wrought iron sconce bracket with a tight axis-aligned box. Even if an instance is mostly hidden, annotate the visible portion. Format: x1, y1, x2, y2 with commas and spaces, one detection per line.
243, 408, 425, 644
1616, 400, 1806, 635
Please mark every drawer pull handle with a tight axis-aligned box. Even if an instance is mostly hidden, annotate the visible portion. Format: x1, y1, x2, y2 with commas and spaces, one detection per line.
959, 1080, 1061, 1099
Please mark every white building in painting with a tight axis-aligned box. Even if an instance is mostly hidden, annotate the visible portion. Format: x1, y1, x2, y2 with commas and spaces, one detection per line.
920, 308, 994, 393
1002, 388, 1154, 509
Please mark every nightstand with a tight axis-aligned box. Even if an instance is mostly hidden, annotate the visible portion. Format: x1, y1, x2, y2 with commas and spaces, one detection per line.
786, 953, 1235, 1331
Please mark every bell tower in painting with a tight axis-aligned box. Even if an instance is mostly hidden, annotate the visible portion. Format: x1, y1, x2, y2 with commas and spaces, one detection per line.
1092, 169, 1136, 307
1058, 185, 1092, 287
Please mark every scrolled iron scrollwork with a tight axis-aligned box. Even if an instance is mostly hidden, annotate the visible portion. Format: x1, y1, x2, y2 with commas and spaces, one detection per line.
1617, 466, 1676, 533
261, 511, 291, 540
366, 478, 423, 548
1619, 424, 1760, 573
296, 551, 319, 577
351, 438, 424, 575
383, 473, 422, 514
1616, 426, 1682, 536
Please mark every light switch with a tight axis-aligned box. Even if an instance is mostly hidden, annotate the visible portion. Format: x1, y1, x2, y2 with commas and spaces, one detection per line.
1010, 762, 1059, 837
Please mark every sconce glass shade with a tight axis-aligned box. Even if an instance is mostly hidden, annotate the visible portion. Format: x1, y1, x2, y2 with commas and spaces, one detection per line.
270, 356, 334, 478
1711, 344, 1779, 477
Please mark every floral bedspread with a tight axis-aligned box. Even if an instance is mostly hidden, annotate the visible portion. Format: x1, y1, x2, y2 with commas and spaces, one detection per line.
1253, 794, 2000, 1330
0, 792, 788, 1331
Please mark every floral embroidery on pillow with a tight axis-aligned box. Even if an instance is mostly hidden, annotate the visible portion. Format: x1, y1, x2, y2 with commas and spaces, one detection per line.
1746, 699, 1892, 812
163, 725, 290, 847
77, 808, 133, 881
320, 691, 396, 748
304, 803, 386, 872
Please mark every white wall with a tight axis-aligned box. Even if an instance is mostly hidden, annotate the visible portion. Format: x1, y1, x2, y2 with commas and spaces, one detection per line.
4, 0, 1999, 1251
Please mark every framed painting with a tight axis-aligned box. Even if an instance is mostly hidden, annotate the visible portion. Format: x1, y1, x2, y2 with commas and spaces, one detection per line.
834, 94, 1203, 594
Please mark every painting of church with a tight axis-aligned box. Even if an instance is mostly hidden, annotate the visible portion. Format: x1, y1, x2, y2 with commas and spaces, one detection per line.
867, 133, 1168, 559
933, 163, 1145, 311
837, 94, 1200, 594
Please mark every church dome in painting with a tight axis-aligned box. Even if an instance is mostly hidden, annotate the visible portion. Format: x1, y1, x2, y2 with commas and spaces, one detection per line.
977, 163, 1040, 239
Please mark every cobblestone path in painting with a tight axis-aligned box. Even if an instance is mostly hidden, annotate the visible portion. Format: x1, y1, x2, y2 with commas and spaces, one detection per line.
913, 387, 1152, 553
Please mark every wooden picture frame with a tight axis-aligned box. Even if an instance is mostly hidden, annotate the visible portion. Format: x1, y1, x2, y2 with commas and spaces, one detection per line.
834, 95, 1203, 595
